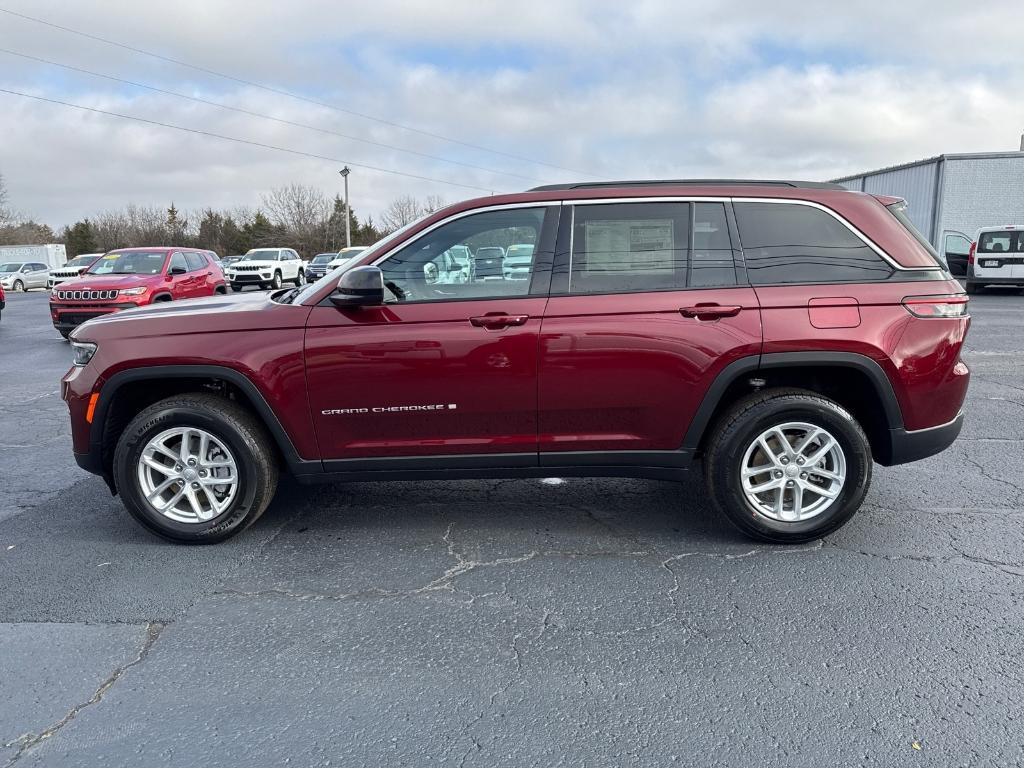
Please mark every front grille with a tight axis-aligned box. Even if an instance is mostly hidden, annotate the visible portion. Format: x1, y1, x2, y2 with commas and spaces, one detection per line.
56, 289, 119, 301
232, 265, 263, 272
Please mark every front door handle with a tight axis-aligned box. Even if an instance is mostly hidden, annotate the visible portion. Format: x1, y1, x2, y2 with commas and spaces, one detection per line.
679, 304, 742, 320
469, 313, 530, 330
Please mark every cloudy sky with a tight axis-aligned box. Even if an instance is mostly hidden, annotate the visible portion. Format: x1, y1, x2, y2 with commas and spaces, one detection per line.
1, 0, 1023, 229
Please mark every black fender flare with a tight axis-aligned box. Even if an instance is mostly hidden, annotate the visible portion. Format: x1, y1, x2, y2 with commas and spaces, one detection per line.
681, 351, 905, 451
89, 364, 317, 476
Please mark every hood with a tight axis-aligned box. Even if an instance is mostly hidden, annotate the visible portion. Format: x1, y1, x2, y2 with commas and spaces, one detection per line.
60, 273, 163, 290
73, 290, 311, 341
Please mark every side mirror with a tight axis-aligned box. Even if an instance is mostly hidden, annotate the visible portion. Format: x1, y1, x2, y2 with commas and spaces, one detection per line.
330, 265, 384, 308
169, 266, 187, 275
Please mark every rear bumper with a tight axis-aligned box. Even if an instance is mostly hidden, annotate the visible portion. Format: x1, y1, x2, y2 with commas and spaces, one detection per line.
968, 276, 1024, 286
882, 412, 964, 466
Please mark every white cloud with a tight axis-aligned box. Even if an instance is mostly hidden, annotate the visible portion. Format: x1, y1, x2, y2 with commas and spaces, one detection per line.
0, 0, 1023, 229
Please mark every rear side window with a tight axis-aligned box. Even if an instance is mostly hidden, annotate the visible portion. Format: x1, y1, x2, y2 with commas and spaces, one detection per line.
978, 231, 1023, 253
185, 252, 206, 271
566, 202, 737, 295
736, 202, 893, 284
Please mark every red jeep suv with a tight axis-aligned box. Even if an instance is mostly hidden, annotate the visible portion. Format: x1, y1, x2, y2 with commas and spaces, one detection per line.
62, 181, 969, 544
50, 247, 227, 338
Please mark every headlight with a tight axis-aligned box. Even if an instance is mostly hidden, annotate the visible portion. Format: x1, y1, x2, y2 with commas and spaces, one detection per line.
119, 287, 148, 296
71, 341, 97, 367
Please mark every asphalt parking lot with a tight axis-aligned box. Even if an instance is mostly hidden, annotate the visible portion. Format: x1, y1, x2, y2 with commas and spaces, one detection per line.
0, 288, 1021, 767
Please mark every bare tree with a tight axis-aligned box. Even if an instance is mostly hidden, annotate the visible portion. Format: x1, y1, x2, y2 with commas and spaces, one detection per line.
262, 184, 330, 255
0, 172, 10, 225
380, 195, 427, 233
422, 195, 447, 215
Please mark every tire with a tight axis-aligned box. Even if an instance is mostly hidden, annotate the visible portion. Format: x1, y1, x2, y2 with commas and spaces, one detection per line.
965, 282, 982, 295
58, 329, 71, 339
703, 388, 871, 544
230, 283, 242, 292
293, 269, 305, 286
271, 272, 283, 289
13, 280, 24, 292
113, 393, 279, 544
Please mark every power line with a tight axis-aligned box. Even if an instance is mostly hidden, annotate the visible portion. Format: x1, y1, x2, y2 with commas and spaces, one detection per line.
0, 47, 545, 184
0, 87, 499, 193
0, 6, 598, 179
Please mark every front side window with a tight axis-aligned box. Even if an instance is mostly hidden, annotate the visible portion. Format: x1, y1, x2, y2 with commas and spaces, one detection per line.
169, 252, 188, 273
185, 252, 206, 271
944, 233, 971, 255
736, 202, 893, 285
379, 207, 546, 303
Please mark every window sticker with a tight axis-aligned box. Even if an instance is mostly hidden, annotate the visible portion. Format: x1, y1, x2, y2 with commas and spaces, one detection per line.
583, 219, 674, 274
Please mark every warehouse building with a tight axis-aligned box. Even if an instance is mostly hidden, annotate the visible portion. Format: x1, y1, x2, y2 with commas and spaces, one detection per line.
831, 150, 1024, 270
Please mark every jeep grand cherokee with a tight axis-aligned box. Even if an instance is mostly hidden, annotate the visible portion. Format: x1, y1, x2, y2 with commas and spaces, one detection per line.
62, 180, 970, 544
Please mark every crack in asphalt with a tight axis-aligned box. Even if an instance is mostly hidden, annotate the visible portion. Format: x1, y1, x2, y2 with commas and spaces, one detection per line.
826, 542, 1024, 577
2, 622, 165, 766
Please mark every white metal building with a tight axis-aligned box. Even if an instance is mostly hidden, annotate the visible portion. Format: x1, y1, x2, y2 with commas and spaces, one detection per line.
831, 151, 1024, 259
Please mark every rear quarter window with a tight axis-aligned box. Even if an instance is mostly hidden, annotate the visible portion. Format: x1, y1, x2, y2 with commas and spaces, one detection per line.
735, 202, 893, 285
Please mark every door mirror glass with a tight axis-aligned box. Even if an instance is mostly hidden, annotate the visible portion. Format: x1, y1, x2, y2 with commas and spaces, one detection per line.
330, 265, 384, 308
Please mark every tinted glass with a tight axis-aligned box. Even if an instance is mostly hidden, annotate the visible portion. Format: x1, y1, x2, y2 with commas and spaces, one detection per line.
736, 202, 893, 284
978, 231, 1022, 253
569, 202, 690, 294
185, 252, 206, 270
169, 252, 188, 273
691, 202, 736, 287
380, 207, 545, 302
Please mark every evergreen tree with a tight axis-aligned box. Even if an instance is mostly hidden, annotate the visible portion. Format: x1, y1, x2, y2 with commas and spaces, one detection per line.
166, 203, 187, 244
63, 219, 97, 257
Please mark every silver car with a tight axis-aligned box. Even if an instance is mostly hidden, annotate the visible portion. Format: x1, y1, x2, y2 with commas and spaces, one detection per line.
0, 261, 50, 292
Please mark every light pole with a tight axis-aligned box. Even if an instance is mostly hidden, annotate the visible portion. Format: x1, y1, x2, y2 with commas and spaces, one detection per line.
339, 167, 351, 249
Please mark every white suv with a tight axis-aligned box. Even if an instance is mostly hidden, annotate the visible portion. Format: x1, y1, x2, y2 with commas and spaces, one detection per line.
225, 248, 305, 291
965, 225, 1024, 294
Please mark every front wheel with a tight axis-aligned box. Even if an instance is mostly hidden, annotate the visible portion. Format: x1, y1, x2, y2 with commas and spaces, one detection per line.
13, 280, 24, 292
271, 272, 283, 289
293, 270, 305, 286
113, 393, 279, 543
704, 389, 871, 543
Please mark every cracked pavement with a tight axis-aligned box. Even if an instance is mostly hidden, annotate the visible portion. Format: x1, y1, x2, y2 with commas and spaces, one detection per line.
1, 289, 1022, 766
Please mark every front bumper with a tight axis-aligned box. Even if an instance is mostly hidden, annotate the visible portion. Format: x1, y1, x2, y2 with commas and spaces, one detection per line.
50, 302, 138, 330
882, 411, 964, 466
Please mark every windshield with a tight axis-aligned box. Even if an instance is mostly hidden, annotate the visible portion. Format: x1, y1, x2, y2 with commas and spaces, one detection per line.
66, 256, 97, 268
241, 250, 279, 261
288, 216, 428, 305
0, 262, 24, 273
87, 251, 167, 275
312, 254, 334, 264
885, 201, 944, 268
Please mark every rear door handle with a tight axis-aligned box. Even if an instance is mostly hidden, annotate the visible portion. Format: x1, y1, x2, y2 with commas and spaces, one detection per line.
679, 304, 742, 320
469, 313, 530, 330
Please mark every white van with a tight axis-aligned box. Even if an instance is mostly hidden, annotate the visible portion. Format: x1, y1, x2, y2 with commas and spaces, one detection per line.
966, 225, 1024, 294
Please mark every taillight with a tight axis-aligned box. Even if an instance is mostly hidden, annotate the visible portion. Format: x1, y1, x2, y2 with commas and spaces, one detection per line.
968, 241, 977, 266
902, 294, 969, 318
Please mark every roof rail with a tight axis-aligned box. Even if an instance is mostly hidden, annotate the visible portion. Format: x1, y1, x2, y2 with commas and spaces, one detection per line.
528, 179, 847, 192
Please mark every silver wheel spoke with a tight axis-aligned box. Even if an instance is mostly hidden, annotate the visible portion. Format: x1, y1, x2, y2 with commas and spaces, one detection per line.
137, 426, 239, 525
740, 421, 846, 524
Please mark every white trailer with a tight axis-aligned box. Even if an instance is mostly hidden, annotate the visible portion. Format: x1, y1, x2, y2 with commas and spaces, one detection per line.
0, 243, 68, 269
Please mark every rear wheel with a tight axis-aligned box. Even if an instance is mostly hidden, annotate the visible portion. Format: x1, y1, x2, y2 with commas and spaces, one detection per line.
965, 282, 983, 295
113, 393, 278, 543
704, 389, 871, 543
58, 328, 71, 339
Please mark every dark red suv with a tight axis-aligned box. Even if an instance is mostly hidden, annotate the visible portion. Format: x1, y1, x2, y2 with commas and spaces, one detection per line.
50, 247, 226, 338
62, 181, 969, 544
